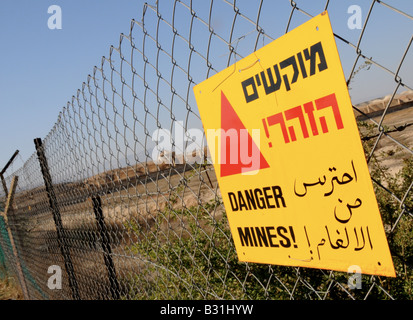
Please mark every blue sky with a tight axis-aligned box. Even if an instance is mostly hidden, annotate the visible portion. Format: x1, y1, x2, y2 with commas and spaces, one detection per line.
0, 0, 412, 171
0, 0, 144, 170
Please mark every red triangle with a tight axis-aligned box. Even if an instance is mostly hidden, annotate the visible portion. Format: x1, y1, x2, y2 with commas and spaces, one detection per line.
220, 91, 270, 177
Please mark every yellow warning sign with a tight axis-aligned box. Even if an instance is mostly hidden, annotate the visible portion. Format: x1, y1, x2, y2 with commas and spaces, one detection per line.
193, 11, 395, 277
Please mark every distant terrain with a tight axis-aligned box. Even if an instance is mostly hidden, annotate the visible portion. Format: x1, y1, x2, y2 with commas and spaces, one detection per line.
354, 89, 413, 176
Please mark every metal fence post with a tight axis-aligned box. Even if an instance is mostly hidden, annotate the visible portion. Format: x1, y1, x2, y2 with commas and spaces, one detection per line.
34, 138, 80, 300
0, 150, 19, 198
92, 196, 121, 299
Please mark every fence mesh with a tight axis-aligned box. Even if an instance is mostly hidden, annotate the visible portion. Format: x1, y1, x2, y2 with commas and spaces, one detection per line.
0, 0, 412, 300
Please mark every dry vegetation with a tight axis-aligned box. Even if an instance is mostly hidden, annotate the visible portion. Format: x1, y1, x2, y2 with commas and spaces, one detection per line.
0, 276, 23, 300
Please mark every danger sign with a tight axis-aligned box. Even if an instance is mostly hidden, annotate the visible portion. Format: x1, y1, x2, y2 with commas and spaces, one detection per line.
193, 12, 395, 277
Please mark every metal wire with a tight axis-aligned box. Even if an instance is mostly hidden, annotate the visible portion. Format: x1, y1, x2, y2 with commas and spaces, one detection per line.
0, 0, 412, 300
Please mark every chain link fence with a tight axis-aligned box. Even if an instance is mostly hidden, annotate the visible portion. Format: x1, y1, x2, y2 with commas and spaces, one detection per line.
0, 0, 412, 300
